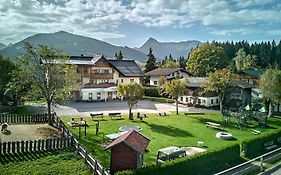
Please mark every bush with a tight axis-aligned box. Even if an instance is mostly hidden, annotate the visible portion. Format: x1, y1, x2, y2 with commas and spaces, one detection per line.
144, 87, 161, 97
241, 129, 281, 158
116, 144, 241, 175
143, 96, 175, 103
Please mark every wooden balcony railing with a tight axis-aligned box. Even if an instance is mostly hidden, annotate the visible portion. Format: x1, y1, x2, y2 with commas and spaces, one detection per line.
83, 83, 116, 88
90, 73, 113, 79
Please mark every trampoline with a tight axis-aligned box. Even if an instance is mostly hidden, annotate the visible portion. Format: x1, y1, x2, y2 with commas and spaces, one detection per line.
119, 125, 142, 132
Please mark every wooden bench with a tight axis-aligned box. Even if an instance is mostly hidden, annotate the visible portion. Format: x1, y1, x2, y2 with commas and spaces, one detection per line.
264, 141, 278, 151
109, 112, 122, 119
206, 122, 221, 129
251, 129, 261, 135
90, 113, 104, 120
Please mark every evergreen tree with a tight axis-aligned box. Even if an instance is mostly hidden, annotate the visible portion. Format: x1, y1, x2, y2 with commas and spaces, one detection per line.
144, 48, 157, 73
116, 51, 124, 60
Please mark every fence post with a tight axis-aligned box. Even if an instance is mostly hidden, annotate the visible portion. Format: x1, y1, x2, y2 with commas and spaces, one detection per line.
260, 156, 264, 172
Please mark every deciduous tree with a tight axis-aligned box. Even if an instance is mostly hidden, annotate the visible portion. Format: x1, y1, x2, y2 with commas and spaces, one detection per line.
186, 44, 229, 76
159, 78, 188, 115
204, 68, 238, 112
12, 42, 78, 125
117, 83, 144, 120
260, 69, 281, 117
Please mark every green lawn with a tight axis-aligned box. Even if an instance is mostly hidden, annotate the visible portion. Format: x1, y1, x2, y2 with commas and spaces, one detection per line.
0, 149, 92, 175
62, 113, 281, 168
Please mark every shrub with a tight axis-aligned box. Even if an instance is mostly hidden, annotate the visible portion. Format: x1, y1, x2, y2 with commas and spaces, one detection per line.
144, 87, 161, 97
241, 129, 281, 158
116, 144, 241, 175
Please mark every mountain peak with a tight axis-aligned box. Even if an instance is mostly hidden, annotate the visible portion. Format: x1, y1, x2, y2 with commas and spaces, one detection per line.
147, 37, 158, 43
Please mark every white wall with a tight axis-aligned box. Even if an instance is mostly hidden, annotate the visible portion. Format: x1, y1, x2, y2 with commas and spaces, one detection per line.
149, 77, 159, 86
178, 95, 219, 107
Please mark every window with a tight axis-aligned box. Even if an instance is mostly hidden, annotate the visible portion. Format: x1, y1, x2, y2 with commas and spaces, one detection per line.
116, 79, 118, 84
216, 99, 219, 104
121, 79, 124, 83
202, 100, 206, 103
198, 99, 201, 104
97, 92, 101, 100
84, 68, 88, 74
180, 97, 183, 101
185, 97, 188, 102
130, 79, 134, 83
211, 99, 214, 104
154, 81, 158, 85
103, 69, 109, 74
88, 93, 92, 100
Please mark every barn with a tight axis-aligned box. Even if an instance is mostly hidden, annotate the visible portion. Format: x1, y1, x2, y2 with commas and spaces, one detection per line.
106, 130, 150, 174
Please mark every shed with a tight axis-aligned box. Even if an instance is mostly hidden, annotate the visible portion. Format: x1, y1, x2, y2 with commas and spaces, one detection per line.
106, 130, 150, 174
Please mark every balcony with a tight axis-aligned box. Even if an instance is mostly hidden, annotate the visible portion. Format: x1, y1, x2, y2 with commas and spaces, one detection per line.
89, 73, 113, 79
83, 83, 116, 88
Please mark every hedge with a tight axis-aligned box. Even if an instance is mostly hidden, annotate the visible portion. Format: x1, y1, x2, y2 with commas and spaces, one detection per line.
241, 129, 281, 158
144, 87, 161, 97
143, 96, 175, 103
116, 143, 241, 175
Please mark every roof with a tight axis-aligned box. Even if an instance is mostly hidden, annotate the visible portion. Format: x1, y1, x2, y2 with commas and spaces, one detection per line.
67, 55, 102, 65
106, 130, 150, 154
229, 81, 253, 89
107, 59, 144, 77
186, 77, 207, 88
145, 68, 192, 77
241, 69, 262, 78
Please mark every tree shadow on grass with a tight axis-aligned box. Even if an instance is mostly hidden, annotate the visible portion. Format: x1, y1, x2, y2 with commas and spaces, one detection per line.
146, 123, 194, 137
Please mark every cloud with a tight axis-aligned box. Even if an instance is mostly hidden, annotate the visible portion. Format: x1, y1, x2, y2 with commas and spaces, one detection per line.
0, 0, 280, 44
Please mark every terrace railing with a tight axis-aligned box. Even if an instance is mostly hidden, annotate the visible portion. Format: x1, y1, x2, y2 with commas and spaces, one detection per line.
215, 147, 281, 175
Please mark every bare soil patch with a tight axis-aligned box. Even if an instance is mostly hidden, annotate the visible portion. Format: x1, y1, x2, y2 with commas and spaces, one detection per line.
0, 124, 61, 143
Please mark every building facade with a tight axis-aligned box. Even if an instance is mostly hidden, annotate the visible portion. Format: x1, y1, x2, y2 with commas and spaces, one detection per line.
70, 55, 144, 101
145, 68, 192, 86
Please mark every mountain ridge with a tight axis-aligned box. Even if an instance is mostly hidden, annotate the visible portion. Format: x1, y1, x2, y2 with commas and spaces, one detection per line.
136, 37, 201, 59
0, 31, 147, 62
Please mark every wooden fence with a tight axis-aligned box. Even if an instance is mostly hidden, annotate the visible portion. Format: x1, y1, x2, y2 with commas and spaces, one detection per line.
0, 113, 49, 124
0, 137, 72, 154
52, 113, 110, 175
0, 113, 109, 175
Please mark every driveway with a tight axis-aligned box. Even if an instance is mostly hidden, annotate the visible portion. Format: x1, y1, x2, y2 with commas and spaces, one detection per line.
53, 100, 219, 117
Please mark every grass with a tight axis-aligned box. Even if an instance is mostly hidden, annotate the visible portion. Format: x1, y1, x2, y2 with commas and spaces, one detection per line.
0, 149, 92, 175
143, 96, 175, 103
12, 106, 34, 115
61, 112, 281, 168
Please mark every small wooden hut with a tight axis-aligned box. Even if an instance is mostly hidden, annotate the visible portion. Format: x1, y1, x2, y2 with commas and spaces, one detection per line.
106, 130, 150, 174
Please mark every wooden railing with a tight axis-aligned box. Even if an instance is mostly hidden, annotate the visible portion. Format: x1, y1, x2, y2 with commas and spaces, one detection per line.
0, 113, 110, 175
90, 73, 113, 79
52, 114, 110, 175
83, 83, 116, 88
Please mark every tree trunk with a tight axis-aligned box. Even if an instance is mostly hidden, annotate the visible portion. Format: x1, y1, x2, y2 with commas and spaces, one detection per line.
176, 100, 179, 115
268, 102, 273, 117
47, 101, 53, 126
129, 107, 133, 120
219, 93, 224, 114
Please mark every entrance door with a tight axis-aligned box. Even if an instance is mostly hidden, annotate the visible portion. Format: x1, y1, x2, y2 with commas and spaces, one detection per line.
108, 92, 112, 100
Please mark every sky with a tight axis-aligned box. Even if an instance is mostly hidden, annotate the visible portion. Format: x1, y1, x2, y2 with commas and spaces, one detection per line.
0, 0, 281, 47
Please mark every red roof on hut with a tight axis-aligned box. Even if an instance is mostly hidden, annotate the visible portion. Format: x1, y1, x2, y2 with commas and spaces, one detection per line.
106, 130, 150, 154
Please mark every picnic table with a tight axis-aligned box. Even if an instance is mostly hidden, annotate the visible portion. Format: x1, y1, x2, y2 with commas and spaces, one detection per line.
109, 112, 122, 119
206, 122, 221, 129
90, 113, 104, 120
